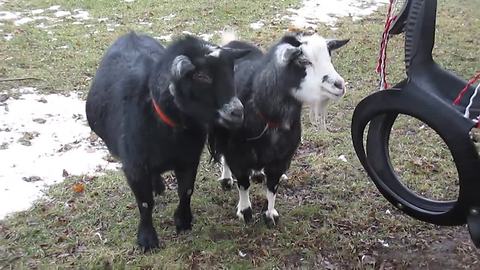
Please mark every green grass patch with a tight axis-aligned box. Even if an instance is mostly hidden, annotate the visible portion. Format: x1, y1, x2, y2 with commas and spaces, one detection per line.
1, 0, 479, 269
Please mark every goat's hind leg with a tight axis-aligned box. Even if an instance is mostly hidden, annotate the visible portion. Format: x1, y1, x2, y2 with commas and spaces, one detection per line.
218, 156, 234, 190
124, 166, 159, 251
235, 173, 253, 223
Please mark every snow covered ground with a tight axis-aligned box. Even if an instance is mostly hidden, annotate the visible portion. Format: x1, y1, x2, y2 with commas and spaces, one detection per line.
0, 88, 120, 219
285, 0, 389, 29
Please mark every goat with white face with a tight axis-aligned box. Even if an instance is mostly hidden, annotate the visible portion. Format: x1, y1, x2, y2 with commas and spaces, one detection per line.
209, 32, 348, 226
293, 34, 349, 130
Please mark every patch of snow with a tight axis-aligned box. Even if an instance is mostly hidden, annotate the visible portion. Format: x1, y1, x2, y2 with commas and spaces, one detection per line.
31, 9, 44, 15
138, 21, 152, 27
125, 0, 135, 2
249, 21, 264, 30
378, 239, 389, 247
155, 34, 172, 42
54, 10, 71, 18
338, 155, 348, 163
48, 5, 61, 11
97, 17, 108, 23
199, 33, 213, 41
72, 10, 89, 20
285, 0, 389, 28
3, 33, 12, 41
182, 30, 194, 35
162, 13, 176, 21
0, 11, 19, 20
14, 17, 34, 26
0, 88, 120, 219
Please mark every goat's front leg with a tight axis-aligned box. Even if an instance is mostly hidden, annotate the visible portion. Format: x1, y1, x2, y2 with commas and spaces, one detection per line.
263, 165, 288, 228
218, 156, 234, 190
124, 166, 159, 251
235, 173, 253, 223
174, 166, 197, 233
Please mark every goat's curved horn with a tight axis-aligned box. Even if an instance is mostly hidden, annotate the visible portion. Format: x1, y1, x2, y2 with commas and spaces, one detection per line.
326, 39, 350, 51
171, 55, 195, 80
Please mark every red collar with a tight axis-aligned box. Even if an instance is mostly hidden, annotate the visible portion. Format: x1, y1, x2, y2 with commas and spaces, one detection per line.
257, 111, 280, 129
152, 97, 177, 128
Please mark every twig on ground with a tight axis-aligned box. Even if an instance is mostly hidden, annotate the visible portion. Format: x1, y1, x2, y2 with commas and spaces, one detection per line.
0, 77, 44, 82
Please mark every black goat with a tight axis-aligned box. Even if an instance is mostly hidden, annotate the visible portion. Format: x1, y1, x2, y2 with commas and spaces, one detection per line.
209, 33, 348, 226
86, 32, 248, 251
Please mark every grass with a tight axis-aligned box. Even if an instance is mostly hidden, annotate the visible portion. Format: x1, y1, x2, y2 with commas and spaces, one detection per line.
1, 0, 480, 269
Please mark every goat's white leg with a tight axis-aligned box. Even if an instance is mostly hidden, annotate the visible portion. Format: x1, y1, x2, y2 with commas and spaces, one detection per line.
218, 156, 234, 190
264, 185, 279, 220
263, 169, 286, 227
236, 177, 252, 223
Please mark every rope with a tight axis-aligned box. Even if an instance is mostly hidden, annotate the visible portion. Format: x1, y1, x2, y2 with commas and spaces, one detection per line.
464, 83, 480, 118
376, 0, 397, 90
453, 71, 480, 105
246, 124, 269, 141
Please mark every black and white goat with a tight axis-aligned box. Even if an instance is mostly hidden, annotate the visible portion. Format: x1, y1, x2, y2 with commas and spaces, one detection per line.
209, 32, 348, 226
86, 32, 248, 251
301, 34, 349, 129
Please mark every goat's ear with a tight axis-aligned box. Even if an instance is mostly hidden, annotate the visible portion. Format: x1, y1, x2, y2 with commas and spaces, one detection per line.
171, 55, 195, 80
221, 47, 251, 60
276, 44, 302, 66
327, 39, 350, 51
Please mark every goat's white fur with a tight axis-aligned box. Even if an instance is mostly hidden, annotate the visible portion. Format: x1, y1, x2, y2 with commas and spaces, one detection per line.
236, 185, 251, 220
293, 34, 346, 129
264, 188, 279, 223
218, 156, 234, 188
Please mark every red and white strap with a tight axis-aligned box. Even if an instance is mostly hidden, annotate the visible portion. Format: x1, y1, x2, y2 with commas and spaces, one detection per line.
376, 0, 397, 90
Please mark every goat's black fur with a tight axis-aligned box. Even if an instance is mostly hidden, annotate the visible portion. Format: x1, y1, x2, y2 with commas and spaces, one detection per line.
86, 32, 246, 251
208, 35, 308, 224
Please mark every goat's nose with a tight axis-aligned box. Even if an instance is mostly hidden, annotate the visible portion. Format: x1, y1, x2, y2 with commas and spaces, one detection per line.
231, 105, 243, 117
334, 79, 345, 90
230, 98, 244, 118
223, 97, 244, 119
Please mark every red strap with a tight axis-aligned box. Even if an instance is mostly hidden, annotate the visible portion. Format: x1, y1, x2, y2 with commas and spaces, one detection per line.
257, 111, 280, 129
453, 72, 480, 105
152, 98, 176, 128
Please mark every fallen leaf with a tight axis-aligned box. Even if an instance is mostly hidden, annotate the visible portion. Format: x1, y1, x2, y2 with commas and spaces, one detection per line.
73, 183, 85, 193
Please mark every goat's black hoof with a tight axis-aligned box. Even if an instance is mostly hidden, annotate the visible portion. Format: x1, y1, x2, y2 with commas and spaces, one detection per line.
153, 176, 166, 196
219, 178, 234, 191
237, 207, 253, 223
174, 210, 193, 233
250, 171, 265, 183
262, 211, 280, 228
137, 225, 159, 252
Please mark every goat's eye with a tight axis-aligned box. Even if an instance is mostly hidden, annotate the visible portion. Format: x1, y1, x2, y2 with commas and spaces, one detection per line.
193, 71, 212, 84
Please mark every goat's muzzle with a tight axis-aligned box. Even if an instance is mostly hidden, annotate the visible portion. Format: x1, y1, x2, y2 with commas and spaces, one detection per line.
217, 97, 244, 129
